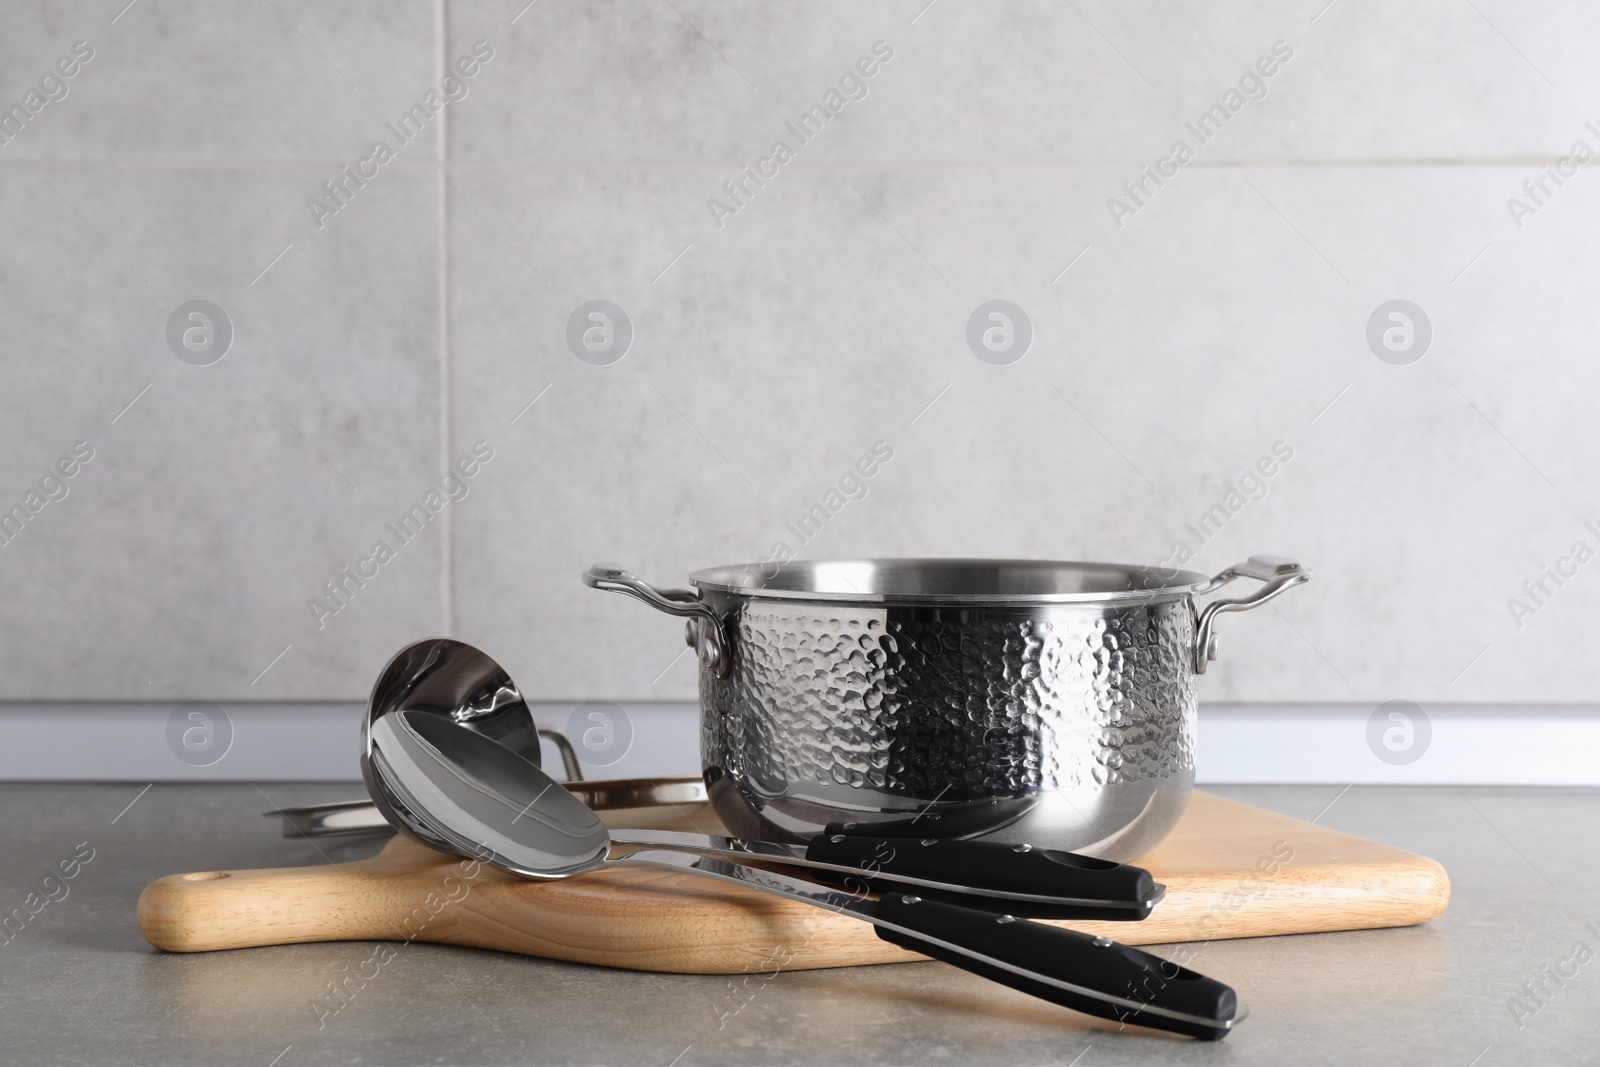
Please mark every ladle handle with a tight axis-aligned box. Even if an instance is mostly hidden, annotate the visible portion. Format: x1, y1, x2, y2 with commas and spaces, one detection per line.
872, 894, 1239, 1040
805, 833, 1160, 921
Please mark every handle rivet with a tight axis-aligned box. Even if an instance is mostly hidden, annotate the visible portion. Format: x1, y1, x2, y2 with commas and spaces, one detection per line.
901, 895, 921, 904
920, 838, 938, 846
829, 834, 846, 844
1012, 843, 1033, 853
995, 914, 1016, 924
1092, 936, 1113, 947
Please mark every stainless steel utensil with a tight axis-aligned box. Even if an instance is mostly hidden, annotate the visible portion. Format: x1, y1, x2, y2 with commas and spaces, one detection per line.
586, 556, 1309, 859
269, 777, 711, 838
372, 708, 1163, 919
370, 708, 1237, 1038
368, 638, 568, 771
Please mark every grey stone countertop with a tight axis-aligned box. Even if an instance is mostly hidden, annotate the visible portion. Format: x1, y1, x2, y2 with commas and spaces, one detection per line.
3, 782, 1597, 1066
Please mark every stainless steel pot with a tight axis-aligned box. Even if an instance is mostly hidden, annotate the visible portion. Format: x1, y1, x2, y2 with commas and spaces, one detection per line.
585, 555, 1309, 860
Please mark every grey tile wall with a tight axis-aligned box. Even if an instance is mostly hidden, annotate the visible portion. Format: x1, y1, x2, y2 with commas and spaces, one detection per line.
2, 1, 1594, 705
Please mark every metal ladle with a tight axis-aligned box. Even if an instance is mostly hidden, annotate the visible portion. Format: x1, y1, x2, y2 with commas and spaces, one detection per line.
286, 633, 697, 837
368, 708, 1240, 1040
366, 638, 574, 769
361, 638, 580, 854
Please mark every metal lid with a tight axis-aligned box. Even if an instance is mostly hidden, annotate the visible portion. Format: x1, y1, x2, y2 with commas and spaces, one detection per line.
688, 558, 1212, 605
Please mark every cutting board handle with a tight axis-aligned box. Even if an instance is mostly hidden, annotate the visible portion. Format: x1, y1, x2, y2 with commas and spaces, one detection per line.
138, 844, 487, 952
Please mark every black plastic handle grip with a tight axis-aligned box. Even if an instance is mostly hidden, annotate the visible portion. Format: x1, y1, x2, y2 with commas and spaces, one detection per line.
805, 833, 1159, 920
872, 894, 1238, 1041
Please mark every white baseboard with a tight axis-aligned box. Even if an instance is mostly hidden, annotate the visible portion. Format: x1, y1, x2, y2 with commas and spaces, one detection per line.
1196, 704, 1600, 785
2, 702, 1595, 785
0, 702, 702, 783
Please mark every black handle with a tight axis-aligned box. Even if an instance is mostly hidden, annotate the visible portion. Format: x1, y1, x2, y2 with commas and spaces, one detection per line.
805, 833, 1159, 920
872, 895, 1238, 1041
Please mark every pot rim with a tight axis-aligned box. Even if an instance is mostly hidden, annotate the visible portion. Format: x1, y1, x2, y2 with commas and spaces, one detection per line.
687, 557, 1213, 606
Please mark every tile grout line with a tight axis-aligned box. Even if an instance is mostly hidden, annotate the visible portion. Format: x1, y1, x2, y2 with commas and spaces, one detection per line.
437, 0, 455, 637
0, 157, 1588, 172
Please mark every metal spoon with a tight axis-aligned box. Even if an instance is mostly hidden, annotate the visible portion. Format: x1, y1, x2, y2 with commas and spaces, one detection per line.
369, 708, 1240, 1040
368, 708, 1150, 916
364, 639, 1163, 919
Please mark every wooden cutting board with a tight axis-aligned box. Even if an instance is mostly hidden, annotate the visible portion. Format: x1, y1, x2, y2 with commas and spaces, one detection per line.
138, 792, 1449, 974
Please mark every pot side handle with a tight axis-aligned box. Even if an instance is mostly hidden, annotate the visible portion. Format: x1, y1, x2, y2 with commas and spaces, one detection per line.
582, 563, 728, 677
1192, 555, 1311, 674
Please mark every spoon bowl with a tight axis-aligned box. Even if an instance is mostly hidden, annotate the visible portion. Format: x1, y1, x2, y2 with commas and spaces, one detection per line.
370, 708, 609, 877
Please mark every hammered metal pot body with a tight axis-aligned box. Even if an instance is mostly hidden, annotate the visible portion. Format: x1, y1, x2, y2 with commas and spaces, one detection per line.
584, 555, 1309, 862
696, 592, 1198, 860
